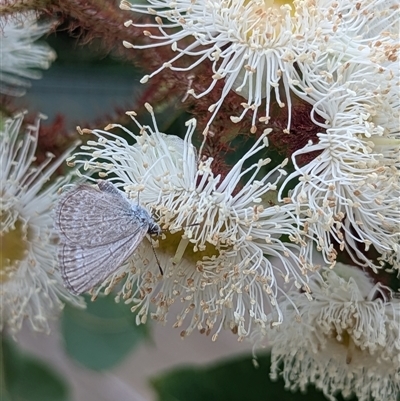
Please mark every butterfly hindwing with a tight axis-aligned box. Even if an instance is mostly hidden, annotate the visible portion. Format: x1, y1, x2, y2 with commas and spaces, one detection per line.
58, 224, 148, 294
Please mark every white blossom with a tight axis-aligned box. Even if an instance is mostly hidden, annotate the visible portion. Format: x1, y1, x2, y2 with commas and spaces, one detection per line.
266, 263, 400, 401
279, 61, 400, 270
67, 103, 310, 340
0, 13, 56, 97
120, 0, 398, 133
0, 113, 83, 335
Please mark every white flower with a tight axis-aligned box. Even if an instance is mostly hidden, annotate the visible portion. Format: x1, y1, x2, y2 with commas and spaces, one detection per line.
67, 103, 310, 340
0, 13, 56, 97
0, 113, 83, 335
120, 0, 398, 134
266, 263, 400, 401
279, 61, 400, 270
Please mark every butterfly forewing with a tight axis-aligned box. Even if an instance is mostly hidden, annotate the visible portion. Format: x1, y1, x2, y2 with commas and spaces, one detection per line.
55, 182, 140, 247
59, 221, 149, 294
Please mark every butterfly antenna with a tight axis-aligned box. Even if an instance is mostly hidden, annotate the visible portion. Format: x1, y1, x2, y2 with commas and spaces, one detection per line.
150, 239, 163, 275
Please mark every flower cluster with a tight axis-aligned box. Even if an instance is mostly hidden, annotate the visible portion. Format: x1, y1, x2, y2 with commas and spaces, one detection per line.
120, 0, 399, 267
66, 104, 312, 339
1, 0, 397, 397
0, 114, 83, 335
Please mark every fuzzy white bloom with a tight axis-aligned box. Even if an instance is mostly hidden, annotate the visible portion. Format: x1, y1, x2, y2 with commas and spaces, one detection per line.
279, 61, 400, 270
120, 0, 398, 134
0, 13, 56, 97
0, 114, 83, 335
67, 103, 311, 339
265, 263, 400, 401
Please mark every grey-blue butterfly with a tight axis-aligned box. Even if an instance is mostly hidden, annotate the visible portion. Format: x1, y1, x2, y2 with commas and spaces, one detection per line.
54, 180, 161, 295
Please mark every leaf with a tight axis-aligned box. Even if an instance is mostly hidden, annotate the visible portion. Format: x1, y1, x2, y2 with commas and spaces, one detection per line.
1, 337, 69, 401
61, 294, 149, 370
151, 352, 358, 401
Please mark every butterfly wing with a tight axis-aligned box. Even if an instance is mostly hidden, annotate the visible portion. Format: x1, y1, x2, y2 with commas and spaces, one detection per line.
58, 224, 148, 294
55, 181, 138, 247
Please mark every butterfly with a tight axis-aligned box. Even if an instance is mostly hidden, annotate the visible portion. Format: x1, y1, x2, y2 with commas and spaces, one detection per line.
54, 180, 161, 295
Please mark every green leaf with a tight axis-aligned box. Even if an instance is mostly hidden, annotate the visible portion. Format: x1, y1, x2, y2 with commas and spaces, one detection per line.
151, 352, 358, 401
61, 294, 149, 371
1, 337, 69, 401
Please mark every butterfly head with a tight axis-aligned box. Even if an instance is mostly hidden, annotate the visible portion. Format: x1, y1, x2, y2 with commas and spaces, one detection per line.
148, 221, 162, 237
